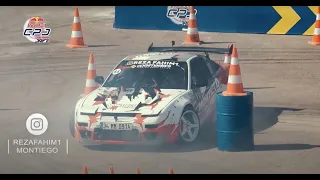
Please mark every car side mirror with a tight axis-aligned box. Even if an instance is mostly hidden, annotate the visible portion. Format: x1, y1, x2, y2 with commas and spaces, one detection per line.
94, 76, 104, 84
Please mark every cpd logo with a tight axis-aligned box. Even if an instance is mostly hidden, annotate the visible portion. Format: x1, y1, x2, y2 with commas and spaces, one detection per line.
26, 113, 48, 136
166, 6, 197, 26
23, 16, 51, 43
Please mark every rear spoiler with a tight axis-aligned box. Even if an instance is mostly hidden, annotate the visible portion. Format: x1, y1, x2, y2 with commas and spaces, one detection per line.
147, 41, 233, 56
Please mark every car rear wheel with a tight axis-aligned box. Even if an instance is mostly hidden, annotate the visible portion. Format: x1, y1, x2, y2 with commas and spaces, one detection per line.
177, 107, 200, 144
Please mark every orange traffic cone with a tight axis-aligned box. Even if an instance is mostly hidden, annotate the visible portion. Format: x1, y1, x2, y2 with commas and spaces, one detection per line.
222, 45, 246, 96
224, 45, 231, 64
183, 6, 201, 45
81, 52, 98, 97
66, 8, 87, 48
109, 167, 114, 174
168, 168, 174, 174
82, 166, 88, 174
309, 6, 320, 45
136, 168, 141, 174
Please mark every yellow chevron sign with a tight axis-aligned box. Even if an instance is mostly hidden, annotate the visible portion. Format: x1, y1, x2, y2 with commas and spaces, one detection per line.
303, 6, 317, 35
267, 6, 300, 35
268, 6, 317, 35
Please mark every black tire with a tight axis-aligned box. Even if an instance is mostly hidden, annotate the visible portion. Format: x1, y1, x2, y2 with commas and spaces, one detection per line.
176, 106, 201, 145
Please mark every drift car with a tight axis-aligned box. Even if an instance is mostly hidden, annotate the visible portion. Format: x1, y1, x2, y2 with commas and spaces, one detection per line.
70, 43, 232, 145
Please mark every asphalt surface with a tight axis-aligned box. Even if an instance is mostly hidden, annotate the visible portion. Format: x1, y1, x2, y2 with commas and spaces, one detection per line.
0, 6, 319, 174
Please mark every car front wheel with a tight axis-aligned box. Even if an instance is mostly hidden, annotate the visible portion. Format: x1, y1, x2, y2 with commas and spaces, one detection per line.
177, 106, 200, 144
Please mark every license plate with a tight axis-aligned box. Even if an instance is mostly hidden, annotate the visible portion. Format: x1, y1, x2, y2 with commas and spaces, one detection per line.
101, 123, 133, 130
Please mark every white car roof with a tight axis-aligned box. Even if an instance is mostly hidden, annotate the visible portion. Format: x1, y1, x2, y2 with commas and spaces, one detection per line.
122, 52, 204, 62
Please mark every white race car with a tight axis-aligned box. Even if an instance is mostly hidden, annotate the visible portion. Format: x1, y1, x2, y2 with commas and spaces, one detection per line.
70, 43, 232, 145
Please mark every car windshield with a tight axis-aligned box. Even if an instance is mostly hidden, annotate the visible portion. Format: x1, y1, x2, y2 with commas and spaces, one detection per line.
103, 60, 188, 90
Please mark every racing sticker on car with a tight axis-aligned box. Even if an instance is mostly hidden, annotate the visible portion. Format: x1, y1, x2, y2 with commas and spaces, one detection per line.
192, 78, 220, 113
112, 69, 121, 75
105, 103, 137, 109
125, 60, 179, 69
198, 78, 220, 110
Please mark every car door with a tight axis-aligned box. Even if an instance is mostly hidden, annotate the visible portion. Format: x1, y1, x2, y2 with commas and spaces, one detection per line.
189, 56, 214, 122
203, 56, 225, 91
202, 57, 225, 121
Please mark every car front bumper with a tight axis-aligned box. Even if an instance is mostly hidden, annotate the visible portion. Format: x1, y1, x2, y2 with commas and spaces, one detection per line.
74, 121, 179, 145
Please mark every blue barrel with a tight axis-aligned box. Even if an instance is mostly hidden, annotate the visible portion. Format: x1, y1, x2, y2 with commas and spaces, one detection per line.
216, 91, 254, 151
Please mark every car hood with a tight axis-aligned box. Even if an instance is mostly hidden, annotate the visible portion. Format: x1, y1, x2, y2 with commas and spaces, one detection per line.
79, 87, 186, 116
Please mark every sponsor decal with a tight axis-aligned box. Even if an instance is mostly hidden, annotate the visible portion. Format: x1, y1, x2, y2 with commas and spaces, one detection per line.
105, 103, 137, 109
126, 60, 179, 69
112, 69, 121, 75
166, 6, 198, 26
107, 105, 118, 111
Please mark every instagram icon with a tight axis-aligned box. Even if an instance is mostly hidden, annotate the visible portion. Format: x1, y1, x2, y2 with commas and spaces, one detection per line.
26, 113, 48, 136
